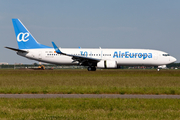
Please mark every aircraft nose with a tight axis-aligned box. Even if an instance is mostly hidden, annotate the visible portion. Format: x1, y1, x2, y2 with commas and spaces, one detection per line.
171, 56, 177, 63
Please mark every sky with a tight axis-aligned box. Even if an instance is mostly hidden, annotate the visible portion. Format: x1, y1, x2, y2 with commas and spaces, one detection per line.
0, 0, 180, 64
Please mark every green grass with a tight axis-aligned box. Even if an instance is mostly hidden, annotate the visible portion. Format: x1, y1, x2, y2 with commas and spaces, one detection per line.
0, 69, 180, 94
0, 98, 180, 119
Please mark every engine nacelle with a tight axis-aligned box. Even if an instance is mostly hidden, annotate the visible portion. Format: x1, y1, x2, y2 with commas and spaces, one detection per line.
97, 60, 117, 69
158, 65, 167, 69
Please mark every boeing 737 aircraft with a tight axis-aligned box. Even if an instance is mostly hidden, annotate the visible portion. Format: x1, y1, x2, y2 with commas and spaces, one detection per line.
5, 19, 177, 71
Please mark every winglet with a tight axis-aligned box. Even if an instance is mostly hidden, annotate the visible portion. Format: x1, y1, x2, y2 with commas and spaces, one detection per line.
52, 42, 62, 54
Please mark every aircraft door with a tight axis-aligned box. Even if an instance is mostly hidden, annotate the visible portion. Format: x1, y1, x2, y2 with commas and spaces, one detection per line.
101, 50, 103, 59
154, 52, 158, 60
38, 51, 42, 59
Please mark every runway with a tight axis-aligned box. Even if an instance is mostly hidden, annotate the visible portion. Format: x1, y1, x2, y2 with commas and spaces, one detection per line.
0, 94, 180, 98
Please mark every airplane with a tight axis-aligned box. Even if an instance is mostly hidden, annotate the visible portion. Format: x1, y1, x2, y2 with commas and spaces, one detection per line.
5, 18, 177, 71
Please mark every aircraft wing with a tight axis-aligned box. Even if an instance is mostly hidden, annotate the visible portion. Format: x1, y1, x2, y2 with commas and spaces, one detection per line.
52, 42, 101, 65
5, 47, 28, 53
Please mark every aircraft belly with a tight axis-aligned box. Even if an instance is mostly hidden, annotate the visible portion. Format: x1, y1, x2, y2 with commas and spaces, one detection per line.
116, 58, 152, 66
43, 56, 75, 65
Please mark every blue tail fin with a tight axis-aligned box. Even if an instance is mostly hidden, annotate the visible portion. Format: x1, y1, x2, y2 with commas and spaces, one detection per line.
12, 18, 51, 49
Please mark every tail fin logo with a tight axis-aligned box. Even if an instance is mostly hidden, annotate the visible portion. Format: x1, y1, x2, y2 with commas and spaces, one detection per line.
17, 32, 30, 42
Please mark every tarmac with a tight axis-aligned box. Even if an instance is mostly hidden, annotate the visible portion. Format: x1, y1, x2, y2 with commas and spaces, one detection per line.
0, 94, 180, 98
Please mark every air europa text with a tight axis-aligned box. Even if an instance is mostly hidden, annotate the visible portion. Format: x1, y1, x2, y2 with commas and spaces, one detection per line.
113, 51, 152, 60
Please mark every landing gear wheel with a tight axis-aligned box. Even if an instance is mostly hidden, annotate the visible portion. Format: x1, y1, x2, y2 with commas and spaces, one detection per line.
87, 67, 92, 71
92, 67, 96, 71
87, 66, 96, 71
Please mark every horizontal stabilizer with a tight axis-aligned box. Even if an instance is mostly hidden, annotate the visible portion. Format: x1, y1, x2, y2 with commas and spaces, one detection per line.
5, 46, 28, 53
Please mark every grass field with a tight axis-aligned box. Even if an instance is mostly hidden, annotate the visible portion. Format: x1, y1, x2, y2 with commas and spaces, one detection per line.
0, 98, 179, 119
0, 69, 180, 119
0, 69, 180, 94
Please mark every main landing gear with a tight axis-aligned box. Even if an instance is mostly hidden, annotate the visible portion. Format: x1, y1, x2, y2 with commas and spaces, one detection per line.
87, 66, 96, 71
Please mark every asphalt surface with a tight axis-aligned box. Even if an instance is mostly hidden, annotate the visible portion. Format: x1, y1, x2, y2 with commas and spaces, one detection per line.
0, 94, 180, 98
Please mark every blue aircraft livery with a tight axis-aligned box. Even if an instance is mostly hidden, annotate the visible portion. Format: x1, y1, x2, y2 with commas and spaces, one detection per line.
113, 51, 152, 60
6, 18, 177, 71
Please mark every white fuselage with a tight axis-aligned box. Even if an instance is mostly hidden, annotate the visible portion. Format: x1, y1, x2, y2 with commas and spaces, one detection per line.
17, 48, 176, 66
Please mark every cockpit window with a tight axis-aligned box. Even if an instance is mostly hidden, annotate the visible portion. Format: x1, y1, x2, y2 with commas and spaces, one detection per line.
162, 54, 170, 56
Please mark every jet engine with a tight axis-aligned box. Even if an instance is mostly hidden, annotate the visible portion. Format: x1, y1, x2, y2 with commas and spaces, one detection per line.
158, 65, 167, 69
97, 60, 117, 68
